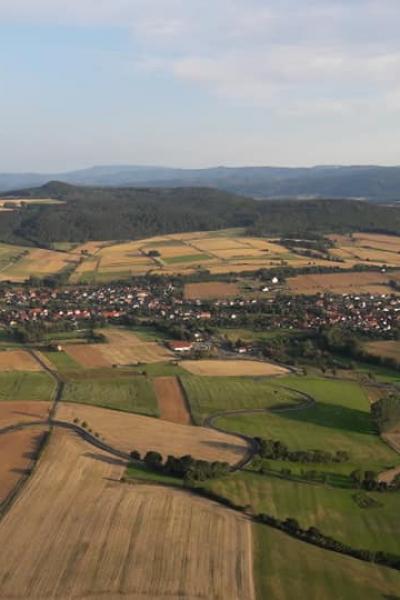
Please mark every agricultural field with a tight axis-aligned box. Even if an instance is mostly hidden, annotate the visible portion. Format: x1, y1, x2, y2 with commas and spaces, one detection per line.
215, 377, 398, 467
0, 401, 50, 428
0, 430, 254, 599
0, 247, 79, 282
56, 402, 248, 464
153, 376, 192, 424
64, 328, 172, 368
181, 376, 302, 424
364, 340, 400, 364
180, 359, 290, 377
330, 232, 400, 266
69, 229, 350, 283
0, 372, 55, 402
286, 269, 400, 295
254, 523, 400, 599
0, 428, 47, 505
209, 470, 400, 554
0, 349, 43, 372
184, 280, 240, 299
62, 375, 158, 416
0, 197, 63, 208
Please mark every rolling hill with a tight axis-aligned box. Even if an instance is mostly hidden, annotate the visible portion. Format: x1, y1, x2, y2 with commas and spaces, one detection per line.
1, 164, 400, 201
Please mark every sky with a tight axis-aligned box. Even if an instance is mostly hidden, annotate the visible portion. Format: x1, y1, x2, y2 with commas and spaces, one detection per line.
0, 0, 399, 171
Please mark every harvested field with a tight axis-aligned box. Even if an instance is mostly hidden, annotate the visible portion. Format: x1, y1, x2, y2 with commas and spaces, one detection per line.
0, 428, 47, 505
153, 376, 191, 424
364, 340, 400, 363
180, 359, 289, 377
65, 329, 172, 367
0, 429, 254, 599
56, 402, 248, 464
64, 345, 110, 368
0, 350, 43, 372
0, 401, 50, 428
184, 281, 240, 300
287, 270, 400, 295
0, 248, 79, 282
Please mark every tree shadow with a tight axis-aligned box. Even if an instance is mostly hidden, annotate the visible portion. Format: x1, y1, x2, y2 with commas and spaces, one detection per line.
201, 440, 245, 453
83, 451, 126, 467
276, 402, 375, 436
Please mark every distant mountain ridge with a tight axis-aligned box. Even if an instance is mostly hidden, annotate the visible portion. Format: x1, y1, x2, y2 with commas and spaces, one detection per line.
1, 164, 400, 201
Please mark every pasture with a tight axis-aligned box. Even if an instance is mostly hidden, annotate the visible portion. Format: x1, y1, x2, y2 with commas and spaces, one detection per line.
215, 377, 398, 467
181, 376, 301, 424
209, 470, 400, 554
254, 523, 400, 599
0, 430, 254, 599
62, 376, 158, 416
180, 359, 289, 377
0, 372, 55, 402
56, 402, 248, 465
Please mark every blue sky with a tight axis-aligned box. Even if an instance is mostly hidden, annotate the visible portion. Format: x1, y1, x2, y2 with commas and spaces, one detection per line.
0, 0, 399, 171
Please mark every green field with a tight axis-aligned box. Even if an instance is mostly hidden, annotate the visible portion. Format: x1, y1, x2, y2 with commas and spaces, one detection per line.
125, 463, 184, 487
163, 253, 211, 264
208, 471, 400, 554
215, 377, 397, 466
181, 376, 302, 424
254, 524, 400, 600
62, 376, 159, 416
0, 372, 55, 401
42, 351, 82, 372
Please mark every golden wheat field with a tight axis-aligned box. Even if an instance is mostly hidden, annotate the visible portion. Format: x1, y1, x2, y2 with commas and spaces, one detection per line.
0, 248, 79, 282
286, 270, 400, 295
56, 402, 248, 464
0, 429, 254, 599
0, 428, 47, 505
0, 350, 43, 372
180, 359, 290, 377
64, 328, 172, 367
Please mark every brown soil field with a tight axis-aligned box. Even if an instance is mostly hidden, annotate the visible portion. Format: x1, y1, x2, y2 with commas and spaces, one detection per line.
65, 328, 173, 367
378, 464, 400, 485
153, 377, 191, 425
0, 427, 47, 505
56, 402, 248, 464
364, 340, 400, 362
180, 359, 289, 377
64, 344, 111, 368
184, 281, 240, 300
0, 401, 50, 428
0, 429, 254, 599
287, 270, 400, 295
0, 350, 43, 372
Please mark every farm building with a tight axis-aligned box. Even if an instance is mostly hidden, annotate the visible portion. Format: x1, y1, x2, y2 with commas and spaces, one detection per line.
168, 341, 193, 352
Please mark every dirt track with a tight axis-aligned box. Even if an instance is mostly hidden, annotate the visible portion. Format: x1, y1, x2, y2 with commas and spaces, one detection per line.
0, 430, 255, 599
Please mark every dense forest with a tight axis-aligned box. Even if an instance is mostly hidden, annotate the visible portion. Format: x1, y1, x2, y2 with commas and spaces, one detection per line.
3, 182, 400, 246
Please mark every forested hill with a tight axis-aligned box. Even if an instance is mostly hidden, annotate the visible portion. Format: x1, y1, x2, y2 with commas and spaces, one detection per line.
3, 182, 400, 246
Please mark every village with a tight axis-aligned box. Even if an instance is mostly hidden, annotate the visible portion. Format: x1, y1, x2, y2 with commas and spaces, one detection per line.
0, 280, 399, 348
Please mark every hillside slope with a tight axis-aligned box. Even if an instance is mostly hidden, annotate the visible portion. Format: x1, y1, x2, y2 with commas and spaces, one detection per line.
3, 182, 400, 246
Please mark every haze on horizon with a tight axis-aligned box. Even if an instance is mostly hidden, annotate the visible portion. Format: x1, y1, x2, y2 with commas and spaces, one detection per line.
0, 0, 399, 172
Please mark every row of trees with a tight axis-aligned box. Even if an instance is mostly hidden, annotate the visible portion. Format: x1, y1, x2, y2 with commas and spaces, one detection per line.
256, 513, 400, 571
255, 437, 349, 464
131, 450, 230, 482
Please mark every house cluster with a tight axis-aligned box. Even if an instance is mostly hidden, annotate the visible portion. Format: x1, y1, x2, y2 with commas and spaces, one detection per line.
0, 283, 399, 336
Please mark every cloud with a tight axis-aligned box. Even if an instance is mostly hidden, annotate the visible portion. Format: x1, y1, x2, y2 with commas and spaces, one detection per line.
1, 0, 400, 115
